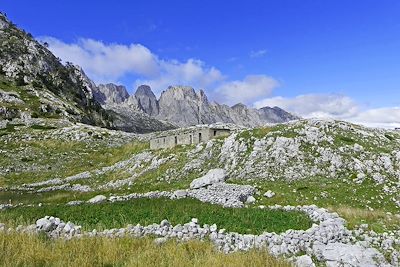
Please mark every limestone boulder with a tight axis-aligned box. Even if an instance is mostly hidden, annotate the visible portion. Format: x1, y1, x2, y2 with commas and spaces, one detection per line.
190, 169, 226, 189
312, 242, 390, 267
87, 195, 107, 204
264, 190, 276, 198
294, 255, 315, 267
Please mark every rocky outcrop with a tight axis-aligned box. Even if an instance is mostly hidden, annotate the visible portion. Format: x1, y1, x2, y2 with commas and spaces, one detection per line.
157, 86, 203, 126
190, 168, 226, 189
0, 13, 114, 128
87, 195, 107, 204
258, 106, 297, 123
105, 105, 175, 133
94, 84, 129, 105
312, 242, 391, 267
135, 85, 159, 116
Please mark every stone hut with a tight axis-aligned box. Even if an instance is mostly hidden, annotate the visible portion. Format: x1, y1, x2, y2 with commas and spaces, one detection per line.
150, 126, 231, 150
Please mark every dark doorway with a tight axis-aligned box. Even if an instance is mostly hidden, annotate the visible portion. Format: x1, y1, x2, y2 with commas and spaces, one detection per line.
189, 135, 192, 144
213, 130, 217, 136
199, 132, 202, 142
175, 136, 178, 145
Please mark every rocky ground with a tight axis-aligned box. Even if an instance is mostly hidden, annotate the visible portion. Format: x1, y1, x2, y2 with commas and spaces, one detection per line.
0, 117, 399, 266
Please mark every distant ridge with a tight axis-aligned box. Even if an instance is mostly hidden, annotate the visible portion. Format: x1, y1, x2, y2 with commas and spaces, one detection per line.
95, 84, 299, 127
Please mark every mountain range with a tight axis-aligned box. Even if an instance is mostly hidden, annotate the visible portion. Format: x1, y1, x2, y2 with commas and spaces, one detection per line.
0, 13, 298, 132
94, 84, 298, 128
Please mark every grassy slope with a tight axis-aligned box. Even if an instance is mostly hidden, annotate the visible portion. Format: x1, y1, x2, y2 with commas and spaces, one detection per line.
0, 78, 44, 117
1, 120, 399, 237
233, 122, 400, 232
0, 232, 290, 267
0, 124, 147, 187
233, 178, 400, 232
0, 198, 312, 234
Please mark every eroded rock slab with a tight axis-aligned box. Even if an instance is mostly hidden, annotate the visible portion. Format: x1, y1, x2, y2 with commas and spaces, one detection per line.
190, 168, 226, 189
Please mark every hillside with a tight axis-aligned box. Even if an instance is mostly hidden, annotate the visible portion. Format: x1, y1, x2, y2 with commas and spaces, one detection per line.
0, 118, 399, 266
0, 13, 115, 127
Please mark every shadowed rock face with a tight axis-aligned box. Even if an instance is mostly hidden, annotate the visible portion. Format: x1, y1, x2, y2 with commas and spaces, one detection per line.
258, 106, 297, 123
135, 85, 159, 116
157, 86, 203, 126
154, 86, 299, 127
94, 84, 129, 105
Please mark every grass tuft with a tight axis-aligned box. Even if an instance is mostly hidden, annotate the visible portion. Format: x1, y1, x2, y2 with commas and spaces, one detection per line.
0, 232, 291, 267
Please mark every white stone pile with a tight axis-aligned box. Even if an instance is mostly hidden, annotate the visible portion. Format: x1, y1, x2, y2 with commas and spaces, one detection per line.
35, 216, 82, 238
0, 205, 394, 266
189, 168, 226, 189
67, 169, 257, 208
83, 183, 255, 209
187, 183, 255, 208
351, 224, 400, 266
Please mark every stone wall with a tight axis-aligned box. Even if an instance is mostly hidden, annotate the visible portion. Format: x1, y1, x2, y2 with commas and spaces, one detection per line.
150, 128, 230, 149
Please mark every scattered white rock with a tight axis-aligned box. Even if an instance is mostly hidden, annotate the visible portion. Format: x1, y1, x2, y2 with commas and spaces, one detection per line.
264, 190, 276, 198
246, 196, 256, 204
87, 195, 107, 204
313, 242, 389, 267
190, 169, 226, 189
66, 200, 84, 206
153, 237, 167, 245
173, 189, 188, 199
294, 255, 315, 267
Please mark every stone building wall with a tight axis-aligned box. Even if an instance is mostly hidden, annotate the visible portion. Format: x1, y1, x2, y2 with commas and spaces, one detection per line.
150, 128, 230, 149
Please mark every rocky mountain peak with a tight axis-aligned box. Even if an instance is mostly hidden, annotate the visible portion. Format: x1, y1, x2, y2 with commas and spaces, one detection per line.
134, 85, 159, 116
156, 86, 201, 126
69, 65, 96, 99
135, 85, 154, 97
161, 86, 199, 101
95, 83, 129, 105
197, 89, 209, 104
0, 13, 10, 30
258, 106, 299, 123
231, 103, 247, 110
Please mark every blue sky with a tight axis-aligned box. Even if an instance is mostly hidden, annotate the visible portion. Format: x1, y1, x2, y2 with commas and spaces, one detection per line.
2, 0, 400, 127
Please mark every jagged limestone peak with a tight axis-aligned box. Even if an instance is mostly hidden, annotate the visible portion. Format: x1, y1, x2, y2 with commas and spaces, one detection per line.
134, 85, 159, 116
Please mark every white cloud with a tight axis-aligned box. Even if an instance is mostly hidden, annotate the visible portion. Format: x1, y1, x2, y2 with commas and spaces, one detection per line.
254, 94, 359, 119
215, 75, 279, 106
135, 59, 224, 94
41, 37, 160, 83
250, 49, 267, 58
41, 37, 273, 101
255, 94, 400, 128
41, 37, 224, 93
350, 107, 400, 128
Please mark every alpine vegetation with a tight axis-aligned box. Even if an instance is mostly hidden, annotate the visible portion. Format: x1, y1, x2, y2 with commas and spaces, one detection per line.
1, 8, 399, 267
